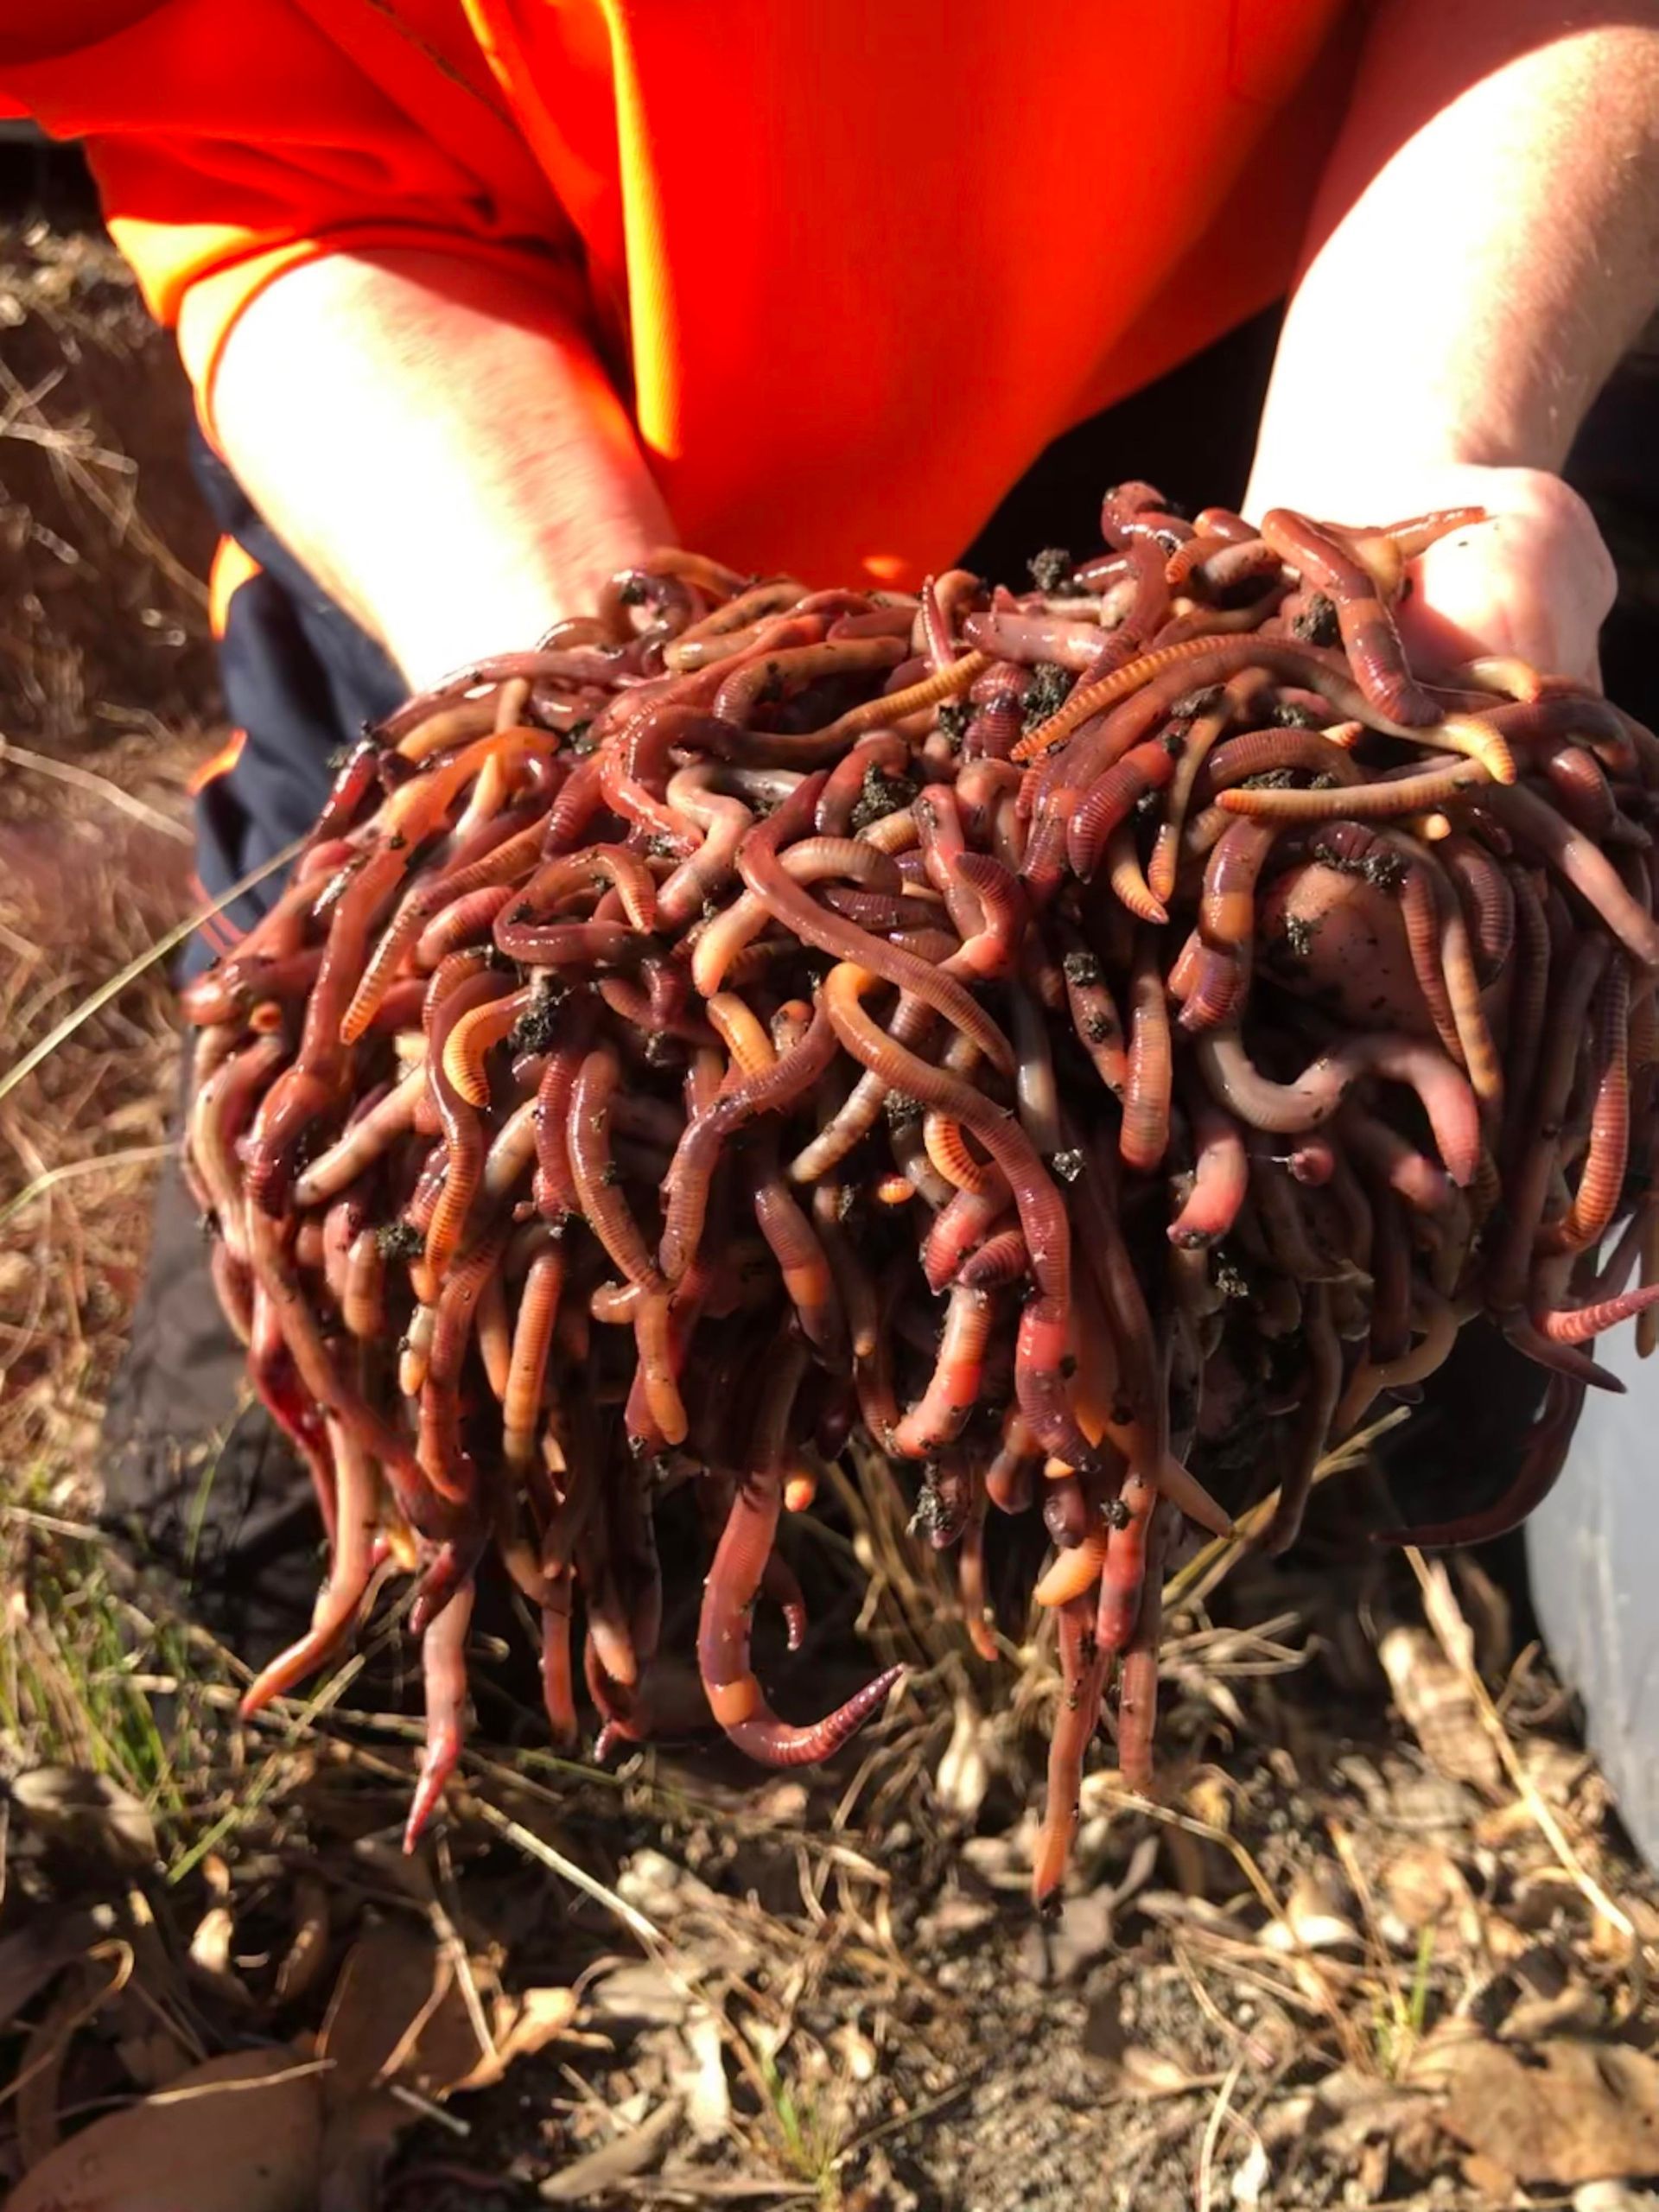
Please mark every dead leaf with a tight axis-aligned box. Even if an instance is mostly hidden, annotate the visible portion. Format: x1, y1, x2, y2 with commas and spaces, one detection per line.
490, 1986, 582, 2075
331, 1922, 477, 2099
272, 1876, 332, 2007
1377, 1627, 1503, 1792
671, 2004, 731, 2143
539, 2095, 684, 2202
1461, 2149, 1520, 2200
319, 1917, 578, 2106
935, 1695, 992, 1822
9, 2046, 323, 2212
1118, 2044, 1204, 2099
1260, 1866, 1360, 1955
1428, 2037, 1659, 2183
10, 1769, 158, 1873
0, 1905, 119, 2030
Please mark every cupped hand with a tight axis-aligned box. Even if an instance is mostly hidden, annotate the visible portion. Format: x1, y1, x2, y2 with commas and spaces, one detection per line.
1243, 460, 1617, 690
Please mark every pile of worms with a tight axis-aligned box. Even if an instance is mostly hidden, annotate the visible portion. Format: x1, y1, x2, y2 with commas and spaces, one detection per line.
181, 483, 1659, 1904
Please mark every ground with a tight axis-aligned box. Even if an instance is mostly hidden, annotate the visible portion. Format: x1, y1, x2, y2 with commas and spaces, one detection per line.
4, 176, 1659, 2212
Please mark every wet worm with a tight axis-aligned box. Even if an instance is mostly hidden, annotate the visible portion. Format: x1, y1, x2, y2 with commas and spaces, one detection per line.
181, 493, 1659, 1896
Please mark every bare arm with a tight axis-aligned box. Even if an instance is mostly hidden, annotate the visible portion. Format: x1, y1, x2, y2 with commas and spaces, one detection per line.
1246, 5, 1659, 680
210, 248, 673, 688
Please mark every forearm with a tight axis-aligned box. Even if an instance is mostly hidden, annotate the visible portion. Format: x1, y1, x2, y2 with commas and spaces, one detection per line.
1249, 5, 1659, 511
210, 249, 672, 687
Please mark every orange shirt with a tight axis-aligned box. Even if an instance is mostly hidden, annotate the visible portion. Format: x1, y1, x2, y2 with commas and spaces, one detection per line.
2, 1, 1356, 585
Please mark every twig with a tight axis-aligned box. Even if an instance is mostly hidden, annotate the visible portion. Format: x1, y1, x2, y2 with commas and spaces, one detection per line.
1195, 2051, 1246, 2212
0, 731, 194, 843
473, 1800, 666, 1950
1162, 1407, 1409, 1611
0, 836, 305, 1111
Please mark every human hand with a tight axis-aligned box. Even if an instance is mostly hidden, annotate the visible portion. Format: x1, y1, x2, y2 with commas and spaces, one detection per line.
1243, 459, 1617, 690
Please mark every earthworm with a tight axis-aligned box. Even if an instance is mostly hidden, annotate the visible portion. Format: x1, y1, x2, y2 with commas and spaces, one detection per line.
1258, 509, 1440, 727
1481, 784, 1659, 969
568, 1045, 665, 1292
181, 494, 1659, 1897
1195, 1029, 1482, 1186
1115, 1497, 1179, 1791
424, 967, 512, 1274
1168, 1090, 1249, 1245
404, 1575, 475, 1848
738, 785, 1014, 1071
747, 1131, 845, 1356
1058, 927, 1128, 1096
823, 964, 1071, 1305
1540, 959, 1630, 1255
697, 1333, 902, 1762
1122, 934, 1173, 1172
1032, 1593, 1111, 1909
892, 1285, 997, 1456
1378, 1373, 1586, 1548
658, 1001, 840, 1281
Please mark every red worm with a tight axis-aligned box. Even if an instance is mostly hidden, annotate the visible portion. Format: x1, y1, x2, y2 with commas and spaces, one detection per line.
567, 1045, 667, 1291
505, 1243, 564, 1473
923, 1178, 1013, 1291
738, 775, 1014, 1072
697, 1333, 902, 1763
1116, 1497, 1178, 1791
1058, 925, 1128, 1096
1377, 1374, 1586, 1548
345, 816, 545, 1041
1031, 1592, 1111, 1908
1485, 937, 1611, 1315
239, 1417, 381, 1718
1541, 960, 1630, 1255
424, 967, 512, 1274
1065, 738, 1179, 887
659, 1001, 840, 1281
1122, 934, 1173, 1173
1168, 1090, 1249, 1245
893, 1285, 997, 1455
404, 1576, 475, 1850
1482, 783, 1659, 970
1194, 1028, 1482, 1188
823, 964, 1072, 1307
418, 1228, 508, 1501
747, 1132, 846, 1357
959, 1226, 1031, 1287
1096, 1468, 1156, 1656
1258, 509, 1437, 727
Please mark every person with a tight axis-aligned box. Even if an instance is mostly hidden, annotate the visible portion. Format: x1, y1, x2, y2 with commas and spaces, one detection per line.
2, 3, 1657, 1664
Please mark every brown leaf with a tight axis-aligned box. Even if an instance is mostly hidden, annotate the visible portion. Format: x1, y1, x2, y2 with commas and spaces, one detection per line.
318, 1917, 577, 2104
0, 1906, 119, 2031
1377, 1628, 1503, 1792
272, 1875, 332, 2008
1430, 2037, 1659, 2183
455, 1985, 582, 2093
317, 1921, 479, 2106
9, 2046, 324, 2212
10, 1769, 158, 1874
538, 2095, 685, 2202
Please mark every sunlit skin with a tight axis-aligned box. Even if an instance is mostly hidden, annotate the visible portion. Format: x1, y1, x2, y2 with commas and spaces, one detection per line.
199, 11, 1659, 702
